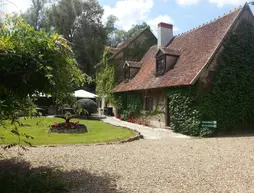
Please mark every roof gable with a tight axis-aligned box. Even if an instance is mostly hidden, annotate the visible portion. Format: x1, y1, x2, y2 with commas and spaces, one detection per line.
124, 61, 142, 68
156, 47, 181, 57
113, 5, 247, 92
95, 27, 156, 68
109, 27, 155, 60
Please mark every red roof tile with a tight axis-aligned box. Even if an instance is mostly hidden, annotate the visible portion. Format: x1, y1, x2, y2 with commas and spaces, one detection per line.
112, 6, 243, 92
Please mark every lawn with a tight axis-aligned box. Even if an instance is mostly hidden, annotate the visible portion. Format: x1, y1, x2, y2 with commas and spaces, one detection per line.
0, 118, 136, 145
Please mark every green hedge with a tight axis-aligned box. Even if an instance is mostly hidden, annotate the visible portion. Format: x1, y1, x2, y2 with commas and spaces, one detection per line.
167, 21, 254, 136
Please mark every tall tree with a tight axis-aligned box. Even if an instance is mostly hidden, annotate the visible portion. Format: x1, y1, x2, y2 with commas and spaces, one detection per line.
21, 0, 51, 31
104, 15, 118, 46
49, 0, 106, 76
126, 22, 149, 39
108, 22, 150, 47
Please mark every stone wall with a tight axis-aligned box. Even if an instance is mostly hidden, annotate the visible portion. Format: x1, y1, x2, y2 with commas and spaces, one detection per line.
136, 89, 168, 128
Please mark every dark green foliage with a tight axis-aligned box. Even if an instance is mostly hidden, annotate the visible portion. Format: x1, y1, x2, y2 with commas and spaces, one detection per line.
123, 37, 156, 62
0, 159, 65, 193
108, 22, 150, 47
0, 16, 85, 119
167, 87, 201, 136
0, 16, 86, 148
113, 93, 126, 114
49, 0, 107, 75
126, 93, 143, 115
22, 0, 109, 76
167, 21, 254, 136
75, 99, 98, 115
21, 0, 51, 31
114, 93, 143, 116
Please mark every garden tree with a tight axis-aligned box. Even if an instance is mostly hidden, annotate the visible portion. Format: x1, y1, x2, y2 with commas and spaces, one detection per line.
108, 22, 150, 47
21, 0, 51, 31
47, 0, 107, 76
21, 0, 113, 77
104, 15, 118, 46
108, 29, 126, 47
0, 16, 86, 124
126, 22, 149, 39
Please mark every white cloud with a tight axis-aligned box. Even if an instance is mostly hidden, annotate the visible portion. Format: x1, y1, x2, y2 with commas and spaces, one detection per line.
103, 0, 154, 31
176, 0, 201, 6
0, 0, 31, 13
176, 0, 246, 7
208, 0, 246, 8
147, 14, 180, 36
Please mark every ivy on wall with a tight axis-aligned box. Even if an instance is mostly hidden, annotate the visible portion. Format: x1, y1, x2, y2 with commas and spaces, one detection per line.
167, 21, 254, 136
114, 93, 143, 116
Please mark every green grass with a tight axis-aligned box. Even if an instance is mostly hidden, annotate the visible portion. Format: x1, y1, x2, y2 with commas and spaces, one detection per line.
0, 118, 136, 145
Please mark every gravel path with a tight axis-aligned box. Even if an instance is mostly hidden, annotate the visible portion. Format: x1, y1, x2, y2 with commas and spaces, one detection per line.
4, 136, 254, 193
102, 117, 190, 139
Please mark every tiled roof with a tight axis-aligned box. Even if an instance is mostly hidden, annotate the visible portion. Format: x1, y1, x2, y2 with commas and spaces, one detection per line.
125, 61, 142, 68
109, 27, 151, 60
95, 27, 152, 68
158, 47, 181, 56
112, 6, 244, 93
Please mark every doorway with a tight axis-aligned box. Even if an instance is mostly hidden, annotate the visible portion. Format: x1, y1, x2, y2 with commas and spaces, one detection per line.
165, 96, 171, 127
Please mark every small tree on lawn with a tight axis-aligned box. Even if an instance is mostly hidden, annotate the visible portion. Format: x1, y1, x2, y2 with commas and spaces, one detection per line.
0, 15, 87, 148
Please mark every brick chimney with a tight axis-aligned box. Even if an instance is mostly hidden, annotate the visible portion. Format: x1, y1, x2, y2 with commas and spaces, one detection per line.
158, 22, 173, 48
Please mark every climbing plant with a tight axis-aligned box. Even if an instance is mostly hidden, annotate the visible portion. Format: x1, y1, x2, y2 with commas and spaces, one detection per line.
96, 29, 156, 105
114, 92, 143, 116
167, 21, 254, 136
96, 48, 115, 104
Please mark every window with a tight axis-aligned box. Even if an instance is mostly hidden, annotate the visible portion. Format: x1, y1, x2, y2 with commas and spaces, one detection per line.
145, 97, 153, 111
156, 56, 166, 75
124, 67, 130, 80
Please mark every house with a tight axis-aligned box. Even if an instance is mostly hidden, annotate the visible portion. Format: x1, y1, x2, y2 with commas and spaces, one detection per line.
96, 27, 157, 109
112, 3, 254, 135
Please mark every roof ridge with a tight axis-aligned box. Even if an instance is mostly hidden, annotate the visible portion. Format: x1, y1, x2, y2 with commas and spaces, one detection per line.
110, 27, 152, 59
117, 27, 149, 48
175, 5, 242, 37
190, 3, 246, 84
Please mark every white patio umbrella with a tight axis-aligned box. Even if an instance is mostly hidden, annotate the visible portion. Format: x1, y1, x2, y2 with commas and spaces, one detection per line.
74, 89, 98, 98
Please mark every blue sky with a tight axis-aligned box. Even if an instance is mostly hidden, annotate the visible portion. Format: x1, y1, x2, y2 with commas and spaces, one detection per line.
98, 0, 253, 35
1, 0, 253, 36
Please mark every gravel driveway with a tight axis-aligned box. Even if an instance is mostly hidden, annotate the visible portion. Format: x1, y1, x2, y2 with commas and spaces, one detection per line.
4, 136, 254, 193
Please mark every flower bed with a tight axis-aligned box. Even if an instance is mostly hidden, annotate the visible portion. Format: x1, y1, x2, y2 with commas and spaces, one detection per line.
49, 122, 88, 133
115, 114, 149, 127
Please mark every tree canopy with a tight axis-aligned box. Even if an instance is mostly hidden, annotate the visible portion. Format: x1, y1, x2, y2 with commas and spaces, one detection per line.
21, 0, 150, 77
22, 0, 108, 76
108, 22, 150, 47
21, 0, 51, 31
0, 16, 86, 119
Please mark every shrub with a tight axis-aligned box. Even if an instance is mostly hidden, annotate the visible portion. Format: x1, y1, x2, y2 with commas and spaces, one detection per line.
75, 99, 97, 115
